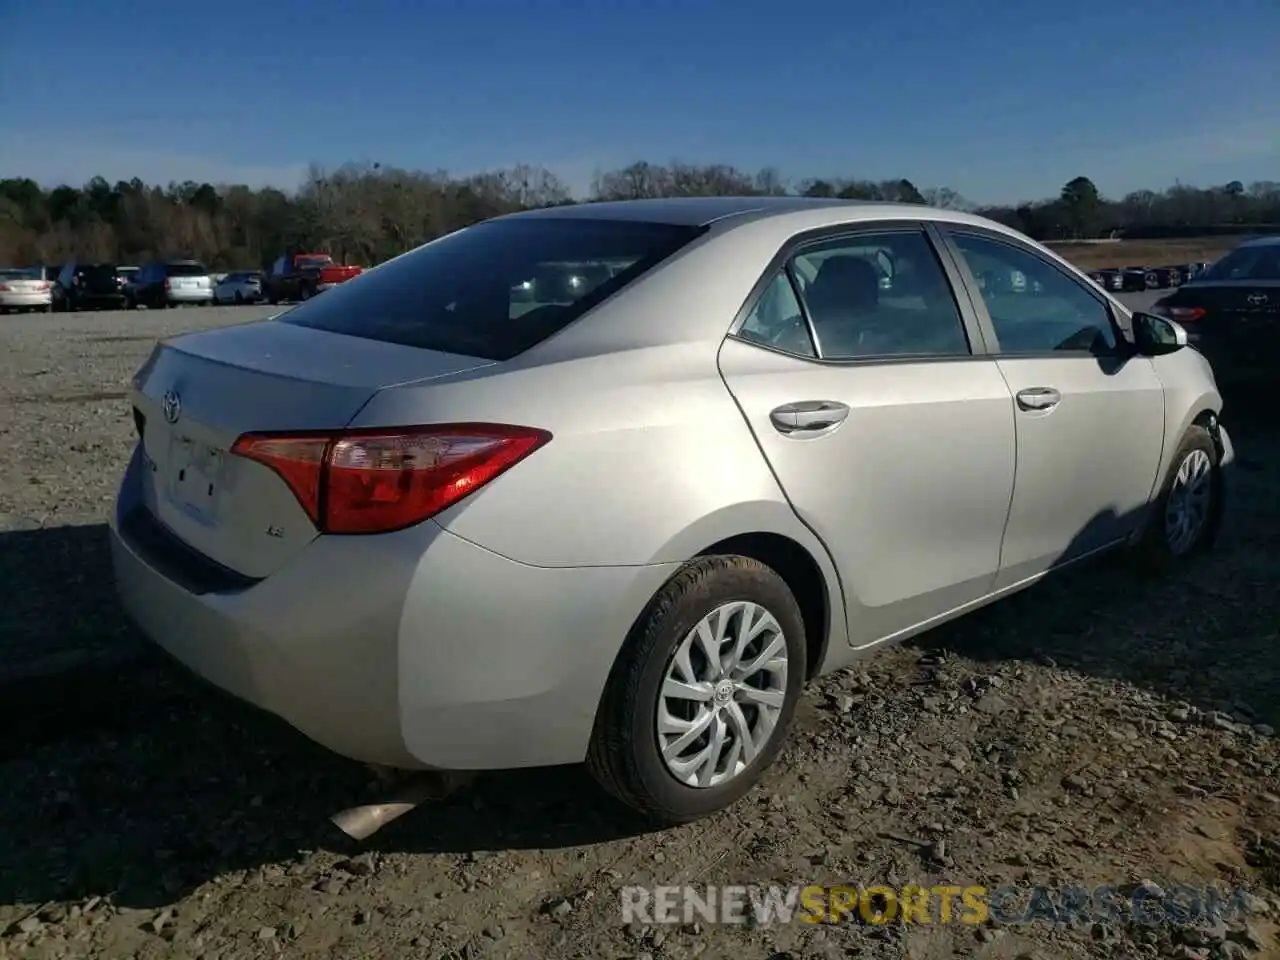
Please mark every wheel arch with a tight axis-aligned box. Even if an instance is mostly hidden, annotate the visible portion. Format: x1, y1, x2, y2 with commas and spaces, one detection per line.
693, 532, 833, 681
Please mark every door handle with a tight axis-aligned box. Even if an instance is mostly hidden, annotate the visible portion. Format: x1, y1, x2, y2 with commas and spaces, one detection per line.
769, 400, 850, 434
1015, 387, 1061, 411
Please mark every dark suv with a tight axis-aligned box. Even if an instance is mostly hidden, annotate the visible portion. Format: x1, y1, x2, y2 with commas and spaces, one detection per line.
55, 261, 128, 311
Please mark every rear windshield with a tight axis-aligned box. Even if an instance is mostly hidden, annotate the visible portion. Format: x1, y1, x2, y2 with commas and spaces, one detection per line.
281, 217, 706, 361
0, 268, 37, 279
82, 264, 117, 277
1198, 245, 1280, 282
166, 262, 209, 277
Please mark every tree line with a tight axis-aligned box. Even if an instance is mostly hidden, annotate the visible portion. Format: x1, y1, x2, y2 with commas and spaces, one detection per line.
1, 161, 1277, 270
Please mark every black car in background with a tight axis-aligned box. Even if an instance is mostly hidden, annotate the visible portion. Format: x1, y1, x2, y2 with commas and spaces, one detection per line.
1149, 266, 1183, 289
55, 261, 128, 311
1092, 268, 1124, 293
1119, 266, 1154, 291
1153, 237, 1280, 386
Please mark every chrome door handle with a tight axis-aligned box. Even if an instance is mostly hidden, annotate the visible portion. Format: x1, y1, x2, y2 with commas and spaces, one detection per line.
769, 400, 851, 434
1015, 387, 1061, 411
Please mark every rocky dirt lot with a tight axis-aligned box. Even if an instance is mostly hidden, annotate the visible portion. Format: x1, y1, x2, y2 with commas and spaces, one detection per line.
0, 305, 1277, 960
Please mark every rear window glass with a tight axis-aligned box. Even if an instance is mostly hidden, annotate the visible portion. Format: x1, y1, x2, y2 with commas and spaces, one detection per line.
1199, 245, 1280, 282
0, 268, 36, 279
166, 262, 209, 277
281, 218, 706, 361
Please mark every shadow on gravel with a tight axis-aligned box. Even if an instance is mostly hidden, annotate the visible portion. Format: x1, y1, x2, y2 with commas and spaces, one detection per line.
0, 524, 145, 687
915, 415, 1280, 732
0, 418, 1276, 913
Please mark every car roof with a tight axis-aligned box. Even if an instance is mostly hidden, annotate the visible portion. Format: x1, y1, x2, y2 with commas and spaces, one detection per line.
502, 196, 883, 226
1239, 234, 1280, 248
500, 195, 1039, 244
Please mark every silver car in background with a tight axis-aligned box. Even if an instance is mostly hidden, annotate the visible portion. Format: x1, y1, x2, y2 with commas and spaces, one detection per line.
0, 267, 54, 312
111, 198, 1232, 824
213, 270, 265, 305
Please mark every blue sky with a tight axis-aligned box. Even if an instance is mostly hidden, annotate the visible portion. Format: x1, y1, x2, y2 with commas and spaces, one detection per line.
1, 0, 1276, 205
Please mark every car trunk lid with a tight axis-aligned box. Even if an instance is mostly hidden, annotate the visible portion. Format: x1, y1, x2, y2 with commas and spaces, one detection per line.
131, 320, 495, 578
1169, 281, 1280, 319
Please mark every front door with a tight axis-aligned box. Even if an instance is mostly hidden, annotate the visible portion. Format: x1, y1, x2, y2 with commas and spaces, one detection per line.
938, 228, 1166, 589
719, 224, 1017, 648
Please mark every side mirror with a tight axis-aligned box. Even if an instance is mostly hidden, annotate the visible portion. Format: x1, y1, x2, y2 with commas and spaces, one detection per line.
1132, 311, 1188, 356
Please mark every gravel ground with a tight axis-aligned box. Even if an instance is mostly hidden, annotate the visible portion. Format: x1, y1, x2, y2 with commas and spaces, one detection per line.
1, 298, 1277, 960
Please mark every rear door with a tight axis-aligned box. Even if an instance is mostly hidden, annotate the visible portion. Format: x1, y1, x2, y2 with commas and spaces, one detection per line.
719, 222, 1017, 649
936, 226, 1166, 588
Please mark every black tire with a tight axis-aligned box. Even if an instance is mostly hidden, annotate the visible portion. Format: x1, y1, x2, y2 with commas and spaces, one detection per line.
587, 555, 807, 824
234, 291, 244, 305
299, 283, 314, 301
1133, 424, 1222, 573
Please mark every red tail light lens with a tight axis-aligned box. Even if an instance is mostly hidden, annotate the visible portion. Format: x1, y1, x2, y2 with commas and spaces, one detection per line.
231, 424, 550, 535
1165, 306, 1206, 323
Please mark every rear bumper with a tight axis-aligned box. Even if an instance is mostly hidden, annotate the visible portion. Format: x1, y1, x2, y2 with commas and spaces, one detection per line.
109, 445, 677, 771
167, 289, 214, 304
0, 292, 52, 308
78, 293, 127, 308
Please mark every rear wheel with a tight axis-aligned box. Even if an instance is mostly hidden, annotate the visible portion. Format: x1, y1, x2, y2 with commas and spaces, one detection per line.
587, 556, 806, 824
299, 283, 314, 301
234, 291, 244, 304
1134, 424, 1222, 572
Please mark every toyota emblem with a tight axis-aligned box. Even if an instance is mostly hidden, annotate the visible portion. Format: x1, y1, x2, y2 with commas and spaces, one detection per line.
161, 390, 182, 424
1247, 293, 1268, 306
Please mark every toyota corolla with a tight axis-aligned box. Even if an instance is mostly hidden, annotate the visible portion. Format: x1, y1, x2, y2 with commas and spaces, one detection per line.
111, 197, 1232, 824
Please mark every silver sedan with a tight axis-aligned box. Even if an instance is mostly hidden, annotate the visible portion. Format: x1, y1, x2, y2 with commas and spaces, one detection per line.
110, 197, 1232, 824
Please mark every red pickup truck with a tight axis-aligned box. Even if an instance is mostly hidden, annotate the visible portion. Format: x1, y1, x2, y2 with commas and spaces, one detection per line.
263, 253, 363, 304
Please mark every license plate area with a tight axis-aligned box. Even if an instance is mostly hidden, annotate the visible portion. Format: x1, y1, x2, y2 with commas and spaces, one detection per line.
167, 435, 224, 524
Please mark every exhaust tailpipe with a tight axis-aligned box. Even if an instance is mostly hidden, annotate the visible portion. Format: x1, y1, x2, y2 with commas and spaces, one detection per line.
330, 770, 477, 841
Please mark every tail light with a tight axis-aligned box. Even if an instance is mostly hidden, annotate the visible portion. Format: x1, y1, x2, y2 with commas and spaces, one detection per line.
164, 278, 172, 290
230, 424, 551, 535
0, 284, 8, 292
38, 281, 51, 291
1164, 306, 1206, 323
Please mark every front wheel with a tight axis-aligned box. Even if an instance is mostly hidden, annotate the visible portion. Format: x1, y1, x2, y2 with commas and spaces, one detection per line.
587, 556, 806, 824
1134, 424, 1222, 572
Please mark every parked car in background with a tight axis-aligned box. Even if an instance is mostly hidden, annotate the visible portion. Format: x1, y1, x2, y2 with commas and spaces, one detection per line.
1153, 235, 1280, 387
116, 265, 139, 289
0, 267, 54, 313
1091, 268, 1124, 293
110, 197, 1232, 824
1149, 266, 1183, 289
214, 270, 265, 304
127, 260, 215, 308
56, 261, 129, 311
263, 253, 363, 304
1122, 266, 1157, 291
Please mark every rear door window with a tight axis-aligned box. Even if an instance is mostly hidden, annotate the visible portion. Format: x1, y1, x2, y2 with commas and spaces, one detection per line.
282, 218, 706, 360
